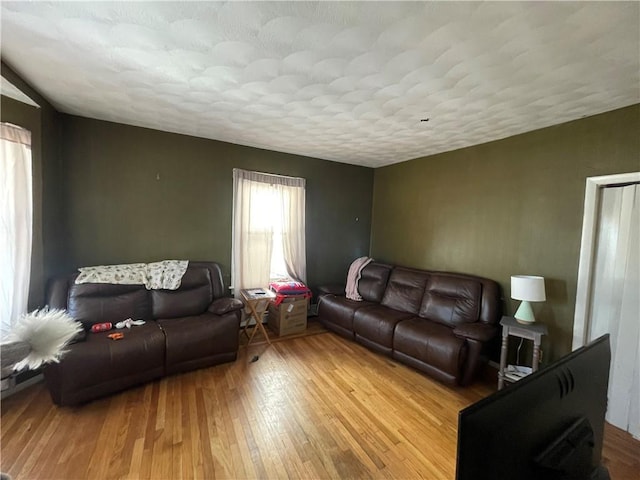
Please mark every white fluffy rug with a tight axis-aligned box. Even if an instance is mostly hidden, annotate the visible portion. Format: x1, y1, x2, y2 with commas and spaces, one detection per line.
1, 308, 83, 371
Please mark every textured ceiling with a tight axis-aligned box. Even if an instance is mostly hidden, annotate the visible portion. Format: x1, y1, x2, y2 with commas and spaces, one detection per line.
1, 1, 638, 168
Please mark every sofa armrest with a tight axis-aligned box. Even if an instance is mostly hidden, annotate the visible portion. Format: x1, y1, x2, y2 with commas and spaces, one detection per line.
317, 284, 345, 297
453, 323, 497, 343
46, 277, 71, 310
208, 297, 244, 315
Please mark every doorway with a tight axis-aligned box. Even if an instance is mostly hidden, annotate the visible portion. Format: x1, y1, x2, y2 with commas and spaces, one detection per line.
573, 172, 640, 439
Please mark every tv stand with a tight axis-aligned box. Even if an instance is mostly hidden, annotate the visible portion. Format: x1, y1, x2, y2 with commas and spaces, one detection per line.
534, 416, 610, 480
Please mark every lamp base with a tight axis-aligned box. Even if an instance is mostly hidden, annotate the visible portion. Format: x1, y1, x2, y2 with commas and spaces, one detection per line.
514, 301, 536, 324
515, 318, 535, 325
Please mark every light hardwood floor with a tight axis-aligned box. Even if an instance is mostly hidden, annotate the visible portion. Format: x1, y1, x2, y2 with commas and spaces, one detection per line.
1, 329, 638, 479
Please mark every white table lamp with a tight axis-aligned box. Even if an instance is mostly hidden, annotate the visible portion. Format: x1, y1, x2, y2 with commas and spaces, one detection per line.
511, 275, 546, 324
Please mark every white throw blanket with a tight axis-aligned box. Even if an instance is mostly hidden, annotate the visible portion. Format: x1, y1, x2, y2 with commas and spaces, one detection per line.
345, 256, 373, 301
145, 260, 189, 290
75, 260, 189, 290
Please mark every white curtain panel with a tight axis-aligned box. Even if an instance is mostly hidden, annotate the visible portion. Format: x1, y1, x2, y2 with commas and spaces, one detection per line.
0, 123, 33, 339
589, 183, 639, 439
232, 169, 306, 295
279, 179, 307, 284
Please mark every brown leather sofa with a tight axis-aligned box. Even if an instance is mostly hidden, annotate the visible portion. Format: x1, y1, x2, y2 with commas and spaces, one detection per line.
44, 261, 243, 406
318, 263, 501, 386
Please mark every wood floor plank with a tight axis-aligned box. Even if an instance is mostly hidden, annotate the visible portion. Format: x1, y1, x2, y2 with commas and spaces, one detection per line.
17, 407, 61, 479
1, 330, 638, 479
601, 422, 640, 479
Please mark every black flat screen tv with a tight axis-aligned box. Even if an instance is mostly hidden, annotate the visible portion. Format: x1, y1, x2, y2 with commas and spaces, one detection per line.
456, 334, 611, 480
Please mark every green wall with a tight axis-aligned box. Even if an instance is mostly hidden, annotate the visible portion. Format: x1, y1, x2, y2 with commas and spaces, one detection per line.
371, 104, 640, 362
59, 115, 373, 292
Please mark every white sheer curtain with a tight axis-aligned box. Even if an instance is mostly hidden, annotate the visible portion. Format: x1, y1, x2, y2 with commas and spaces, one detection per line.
1, 123, 33, 339
280, 178, 306, 283
588, 183, 639, 439
232, 169, 306, 294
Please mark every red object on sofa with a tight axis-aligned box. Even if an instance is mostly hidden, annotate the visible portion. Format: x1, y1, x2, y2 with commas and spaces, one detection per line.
269, 281, 311, 305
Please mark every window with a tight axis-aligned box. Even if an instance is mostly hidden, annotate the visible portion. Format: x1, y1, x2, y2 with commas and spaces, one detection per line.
232, 169, 306, 293
0, 123, 33, 338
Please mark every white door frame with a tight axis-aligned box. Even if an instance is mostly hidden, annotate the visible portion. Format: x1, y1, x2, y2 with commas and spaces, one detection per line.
572, 171, 640, 350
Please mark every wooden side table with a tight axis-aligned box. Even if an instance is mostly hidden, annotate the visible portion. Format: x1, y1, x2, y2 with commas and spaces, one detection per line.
498, 316, 548, 390
240, 288, 276, 346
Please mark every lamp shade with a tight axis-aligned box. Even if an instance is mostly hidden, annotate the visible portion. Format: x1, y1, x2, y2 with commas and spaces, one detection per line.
511, 275, 546, 302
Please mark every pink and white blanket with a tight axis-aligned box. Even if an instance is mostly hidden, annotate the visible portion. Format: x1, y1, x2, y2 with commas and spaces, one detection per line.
345, 256, 373, 301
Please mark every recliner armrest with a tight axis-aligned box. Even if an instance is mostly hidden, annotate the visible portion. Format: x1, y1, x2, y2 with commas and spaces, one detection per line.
453, 323, 497, 343
208, 297, 244, 315
317, 284, 345, 297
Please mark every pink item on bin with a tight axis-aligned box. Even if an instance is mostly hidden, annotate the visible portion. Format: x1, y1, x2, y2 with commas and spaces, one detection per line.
269, 281, 311, 306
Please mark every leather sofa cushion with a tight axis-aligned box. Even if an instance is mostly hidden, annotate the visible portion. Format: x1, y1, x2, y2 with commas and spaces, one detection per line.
318, 295, 375, 337
67, 283, 151, 328
353, 305, 414, 349
419, 275, 481, 328
359, 263, 393, 302
151, 267, 212, 319
381, 268, 429, 314
157, 312, 240, 375
393, 317, 467, 378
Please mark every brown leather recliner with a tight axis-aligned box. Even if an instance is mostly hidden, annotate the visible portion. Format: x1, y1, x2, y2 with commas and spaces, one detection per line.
318, 263, 501, 386
44, 261, 243, 406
